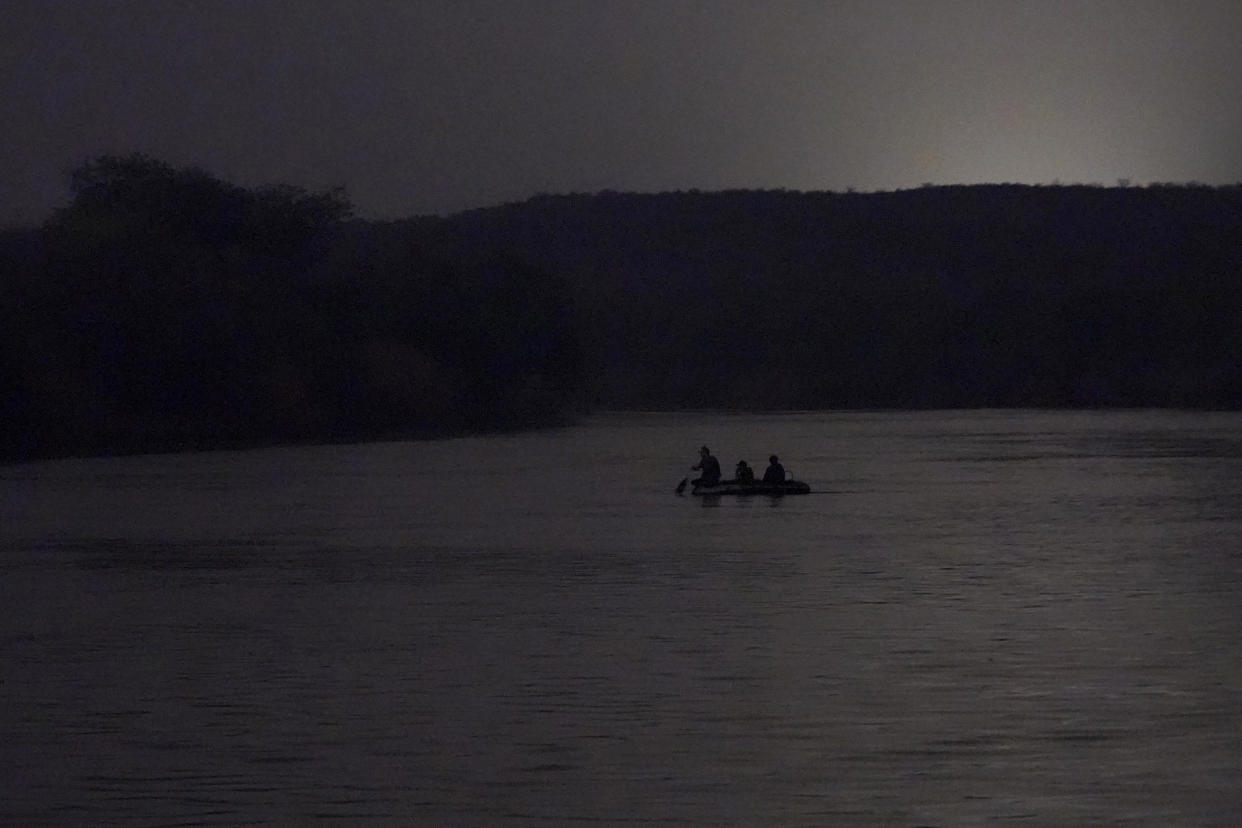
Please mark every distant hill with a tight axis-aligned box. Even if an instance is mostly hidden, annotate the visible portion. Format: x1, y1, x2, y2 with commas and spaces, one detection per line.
384, 184, 1242, 409
6, 173, 1241, 462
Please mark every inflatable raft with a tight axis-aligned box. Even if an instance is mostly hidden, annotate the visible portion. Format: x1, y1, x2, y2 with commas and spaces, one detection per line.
689, 480, 810, 496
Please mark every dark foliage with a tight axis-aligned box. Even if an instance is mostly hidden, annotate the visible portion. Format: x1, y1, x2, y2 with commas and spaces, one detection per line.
1, 155, 581, 461
6, 164, 1241, 461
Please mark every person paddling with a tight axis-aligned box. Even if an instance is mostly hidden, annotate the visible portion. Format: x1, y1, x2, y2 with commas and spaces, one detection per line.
691, 445, 722, 487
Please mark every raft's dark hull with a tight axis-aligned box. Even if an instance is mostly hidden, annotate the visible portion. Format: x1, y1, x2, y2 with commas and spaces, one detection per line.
691, 480, 810, 496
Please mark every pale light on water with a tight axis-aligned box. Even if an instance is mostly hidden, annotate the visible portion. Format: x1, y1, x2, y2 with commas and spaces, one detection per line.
2, 411, 1241, 825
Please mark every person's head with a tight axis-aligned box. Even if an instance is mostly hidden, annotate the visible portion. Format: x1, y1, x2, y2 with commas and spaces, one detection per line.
700, 446, 711, 456
769, 455, 779, 464
736, 460, 747, 468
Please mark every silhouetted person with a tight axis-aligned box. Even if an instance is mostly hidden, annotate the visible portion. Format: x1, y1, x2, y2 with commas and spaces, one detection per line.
735, 459, 755, 484
763, 455, 786, 484
692, 445, 721, 486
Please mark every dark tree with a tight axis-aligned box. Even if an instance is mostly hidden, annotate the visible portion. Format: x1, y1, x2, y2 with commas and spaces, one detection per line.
2, 155, 583, 461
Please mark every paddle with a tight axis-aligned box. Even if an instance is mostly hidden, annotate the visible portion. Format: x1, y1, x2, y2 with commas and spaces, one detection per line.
675, 477, 688, 494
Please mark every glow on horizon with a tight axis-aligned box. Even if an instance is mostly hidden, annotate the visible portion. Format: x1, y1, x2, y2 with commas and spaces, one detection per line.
3, 0, 1241, 225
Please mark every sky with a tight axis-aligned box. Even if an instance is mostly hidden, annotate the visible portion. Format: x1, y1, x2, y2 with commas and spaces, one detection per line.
4, 0, 1242, 225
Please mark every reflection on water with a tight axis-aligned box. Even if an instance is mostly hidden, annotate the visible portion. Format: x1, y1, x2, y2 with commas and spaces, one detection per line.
2, 411, 1242, 826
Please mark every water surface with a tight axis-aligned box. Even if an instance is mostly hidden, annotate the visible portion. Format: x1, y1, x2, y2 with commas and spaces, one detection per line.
2, 411, 1241, 825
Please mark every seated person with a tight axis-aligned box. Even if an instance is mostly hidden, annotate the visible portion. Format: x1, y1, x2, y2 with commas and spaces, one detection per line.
763, 455, 786, 484
735, 460, 755, 484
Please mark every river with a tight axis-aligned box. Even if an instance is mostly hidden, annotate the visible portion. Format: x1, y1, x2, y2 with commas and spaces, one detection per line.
2, 410, 1241, 826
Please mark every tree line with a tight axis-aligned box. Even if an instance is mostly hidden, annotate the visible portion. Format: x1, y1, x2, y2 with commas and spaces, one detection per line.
0, 155, 581, 461
4, 158, 1240, 461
